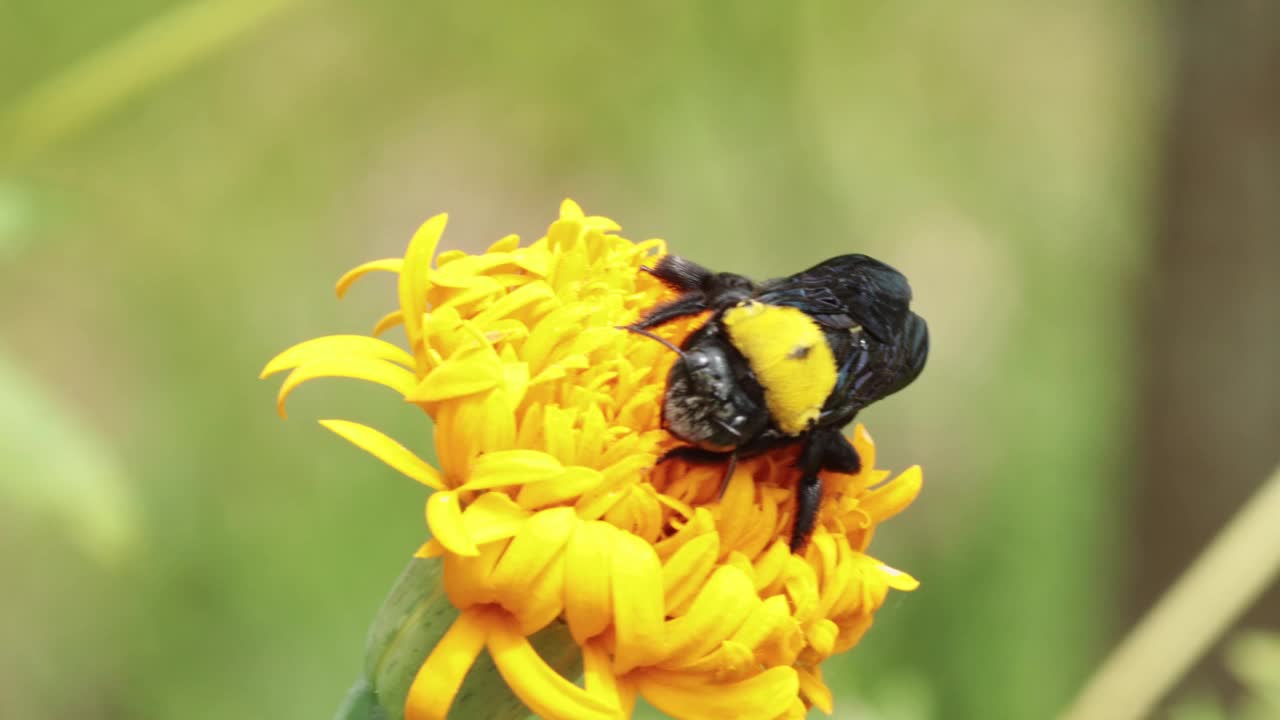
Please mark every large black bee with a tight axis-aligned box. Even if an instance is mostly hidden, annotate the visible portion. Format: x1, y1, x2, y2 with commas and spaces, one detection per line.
626, 254, 929, 553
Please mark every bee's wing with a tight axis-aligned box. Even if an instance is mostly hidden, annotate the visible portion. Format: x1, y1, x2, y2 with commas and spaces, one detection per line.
822, 311, 929, 423
757, 254, 914, 344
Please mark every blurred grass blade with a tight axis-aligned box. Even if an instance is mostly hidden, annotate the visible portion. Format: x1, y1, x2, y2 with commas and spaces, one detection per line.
1062, 463, 1280, 720
0, 346, 137, 563
3, 0, 300, 160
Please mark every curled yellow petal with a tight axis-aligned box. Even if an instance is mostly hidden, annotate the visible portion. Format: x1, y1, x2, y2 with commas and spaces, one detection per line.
490, 507, 576, 600
404, 606, 492, 720
511, 550, 566, 635
275, 358, 417, 418
661, 565, 756, 668
487, 614, 622, 720
426, 491, 477, 557
335, 258, 403, 298
261, 334, 415, 377
372, 309, 404, 336
859, 465, 923, 523
661, 532, 720, 616
583, 639, 625, 712
796, 665, 834, 715
318, 419, 443, 490
399, 213, 447, 357
805, 618, 838, 657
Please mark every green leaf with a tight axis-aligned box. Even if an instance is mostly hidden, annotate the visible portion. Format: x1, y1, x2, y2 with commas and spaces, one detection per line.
339, 557, 581, 720
0, 345, 137, 564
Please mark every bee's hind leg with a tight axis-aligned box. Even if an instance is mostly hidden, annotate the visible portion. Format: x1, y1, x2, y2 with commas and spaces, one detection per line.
790, 429, 862, 553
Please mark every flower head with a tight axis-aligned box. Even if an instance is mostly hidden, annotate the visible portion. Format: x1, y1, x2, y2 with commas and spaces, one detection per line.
262, 200, 923, 720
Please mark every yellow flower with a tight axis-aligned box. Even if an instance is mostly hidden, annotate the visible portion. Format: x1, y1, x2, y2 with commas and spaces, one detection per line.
262, 200, 923, 720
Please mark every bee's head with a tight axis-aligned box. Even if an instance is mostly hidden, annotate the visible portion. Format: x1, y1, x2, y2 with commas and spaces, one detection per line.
661, 336, 767, 451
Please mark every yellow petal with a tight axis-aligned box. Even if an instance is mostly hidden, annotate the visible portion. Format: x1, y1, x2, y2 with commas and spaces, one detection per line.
511, 550, 566, 635
635, 666, 799, 720
461, 491, 530, 545
831, 613, 874, 655
458, 450, 565, 492
275, 357, 417, 418
489, 507, 576, 599
583, 639, 625, 712
728, 594, 792, 653
796, 665, 834, 715
560, 197, 585, 219
611, 530, 667, 674
851, 423, 876, 472
674, 639, 756, 679
805, 618, 838, 657
372, 309, 404, 336
487, 614, 623, 720
335, 258, 403, 298
443, 540, 507, 608
859, 465, 923, 523
426, 491, 478, 556
661, 532, 720, 616
414, 538, 443, 558
753, 540, 792, 594
879, 561, 920, 591
472, 280, 557, 328
783, 556, 820, 624
653, 507, 716, 561
261, 334, 415, 377
404, 607, 491, 720
516, 466, 603, 510
399, 213, 447, 357
661, 565, 756, 668
318, 419, 444, 490
563, 521, 615, 643
486, 233, 521, 253
407, 354, 501, 403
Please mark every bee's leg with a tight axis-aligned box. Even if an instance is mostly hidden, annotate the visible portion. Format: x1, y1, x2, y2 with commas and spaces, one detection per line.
656, 445, 731, 466
790, 433, 829, 553
643, 255, 714, 291
791, 471, 822, 553
717, 451, 739, 499
820, 431, 862, 475
789, 429, 862, 553
624, 293, 707, 331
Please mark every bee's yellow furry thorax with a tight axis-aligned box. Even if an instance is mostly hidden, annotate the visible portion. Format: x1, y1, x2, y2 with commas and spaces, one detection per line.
722, 301, 837, 436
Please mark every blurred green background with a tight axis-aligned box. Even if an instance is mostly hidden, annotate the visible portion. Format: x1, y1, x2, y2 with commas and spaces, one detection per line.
4, 1, 1278, 718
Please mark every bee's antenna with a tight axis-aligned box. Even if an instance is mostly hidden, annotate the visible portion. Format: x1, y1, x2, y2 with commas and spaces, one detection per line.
619, 325, 685, 358
717, 451, 739, 500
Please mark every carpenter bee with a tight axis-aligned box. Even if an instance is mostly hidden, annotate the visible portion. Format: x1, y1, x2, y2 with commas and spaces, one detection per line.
626, 253, 929, 553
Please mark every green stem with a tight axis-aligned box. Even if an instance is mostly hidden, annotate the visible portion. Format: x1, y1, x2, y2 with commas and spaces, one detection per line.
1062, 463, 1280, 720
3, 0, 300, 161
